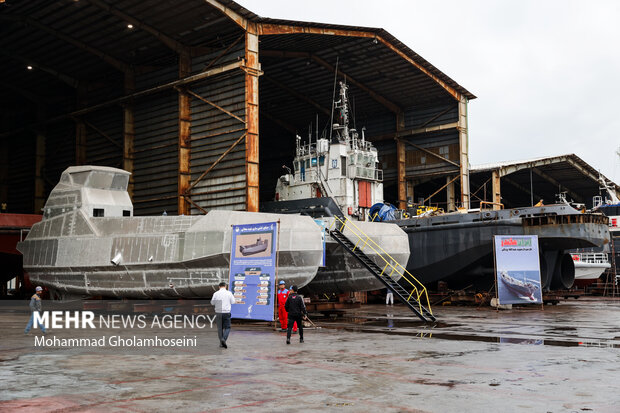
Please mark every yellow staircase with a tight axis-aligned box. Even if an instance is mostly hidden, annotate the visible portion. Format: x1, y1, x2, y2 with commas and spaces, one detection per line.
329, 216, 435, 322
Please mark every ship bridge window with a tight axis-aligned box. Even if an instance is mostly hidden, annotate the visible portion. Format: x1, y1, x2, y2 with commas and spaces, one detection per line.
93, 208, 104, 217
311, 157, 317, 166
111, 174, 129, 190
319, 156, 325, 166
305, 159, 310, 169
123, 210, 131, 217
341, 156, 347, 176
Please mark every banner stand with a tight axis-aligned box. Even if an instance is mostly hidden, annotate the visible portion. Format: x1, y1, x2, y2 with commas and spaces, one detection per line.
229, 221, 279, 321
273, 220, 281, 331
493, 235, 543, 307
492, 239, 499, 313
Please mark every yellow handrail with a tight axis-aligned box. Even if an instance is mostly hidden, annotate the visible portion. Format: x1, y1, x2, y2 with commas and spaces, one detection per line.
330, 216, 433, 316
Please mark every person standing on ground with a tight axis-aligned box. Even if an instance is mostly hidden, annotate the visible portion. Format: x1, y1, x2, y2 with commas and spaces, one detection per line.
277, 281, 298, 333
211, 282, 235, 348
24, 286, 46, 334
386, 288, 394, 306
284, 285, 307, 345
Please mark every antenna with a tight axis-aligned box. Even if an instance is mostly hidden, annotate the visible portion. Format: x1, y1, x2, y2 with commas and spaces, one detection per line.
316, 113, 319, 141
329, 57, 339, 143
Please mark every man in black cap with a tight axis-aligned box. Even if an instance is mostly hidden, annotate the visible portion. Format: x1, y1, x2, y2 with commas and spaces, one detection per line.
284, 285, 307, 344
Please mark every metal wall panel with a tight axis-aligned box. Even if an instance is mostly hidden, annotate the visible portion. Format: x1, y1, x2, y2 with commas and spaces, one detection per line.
84, 108, 123, 168
188, 46, 247, 213
133, 66, 180, 216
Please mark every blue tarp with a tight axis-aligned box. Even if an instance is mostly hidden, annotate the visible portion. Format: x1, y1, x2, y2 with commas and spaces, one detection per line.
368, 203, 396, 222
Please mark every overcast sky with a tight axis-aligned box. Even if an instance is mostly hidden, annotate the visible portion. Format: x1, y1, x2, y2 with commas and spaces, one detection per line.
238, 0, 620, 185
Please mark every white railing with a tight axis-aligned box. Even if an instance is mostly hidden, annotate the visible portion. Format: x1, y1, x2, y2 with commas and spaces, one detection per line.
571, 253, 609, 264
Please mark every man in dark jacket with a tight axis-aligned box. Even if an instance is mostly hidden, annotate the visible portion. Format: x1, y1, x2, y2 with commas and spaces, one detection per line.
284, 285, 307, 344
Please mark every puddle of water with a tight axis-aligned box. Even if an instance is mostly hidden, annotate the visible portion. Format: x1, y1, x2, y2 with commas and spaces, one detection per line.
320, 325, 619, 348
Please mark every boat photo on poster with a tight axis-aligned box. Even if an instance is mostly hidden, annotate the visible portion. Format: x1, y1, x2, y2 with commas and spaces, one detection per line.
494, 235, 543, 305
229, 222, 278, 321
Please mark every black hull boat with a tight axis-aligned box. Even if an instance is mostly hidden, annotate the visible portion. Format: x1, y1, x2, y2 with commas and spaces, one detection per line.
265, 199, 609, 291
395, 204, 609, 290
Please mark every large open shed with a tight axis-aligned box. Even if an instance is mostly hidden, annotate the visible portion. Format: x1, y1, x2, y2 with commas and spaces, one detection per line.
0, 0, 475, 216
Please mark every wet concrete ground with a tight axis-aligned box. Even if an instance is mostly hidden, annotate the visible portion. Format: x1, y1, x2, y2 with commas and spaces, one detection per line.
1, 298, 619, 412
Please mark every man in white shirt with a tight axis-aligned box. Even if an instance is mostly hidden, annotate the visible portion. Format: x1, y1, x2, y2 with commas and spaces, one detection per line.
211, 281, 236, 348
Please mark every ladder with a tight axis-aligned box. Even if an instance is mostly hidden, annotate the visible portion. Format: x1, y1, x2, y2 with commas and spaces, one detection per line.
328, 217, 436, 322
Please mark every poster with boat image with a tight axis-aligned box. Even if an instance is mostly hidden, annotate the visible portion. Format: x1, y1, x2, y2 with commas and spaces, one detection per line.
229, 222, 278, 321
494, 235, 543, 305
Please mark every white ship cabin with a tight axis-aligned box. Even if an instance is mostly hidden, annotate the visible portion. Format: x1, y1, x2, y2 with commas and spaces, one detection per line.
43, 166, 133, 219
275, 83, 383, 219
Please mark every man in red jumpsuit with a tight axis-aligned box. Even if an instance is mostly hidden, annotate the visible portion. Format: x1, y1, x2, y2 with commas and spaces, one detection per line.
277, 280, 297, 332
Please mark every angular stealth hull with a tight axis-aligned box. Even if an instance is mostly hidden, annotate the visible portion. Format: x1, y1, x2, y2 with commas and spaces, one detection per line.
17, 166, 325, 299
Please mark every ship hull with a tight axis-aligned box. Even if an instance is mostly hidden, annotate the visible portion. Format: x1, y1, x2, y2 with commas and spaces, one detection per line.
396, 205, 609, 290
19, 210, 324, 299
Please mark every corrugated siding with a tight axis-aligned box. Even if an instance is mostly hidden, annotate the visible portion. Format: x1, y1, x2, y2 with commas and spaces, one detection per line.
84, 108, 123, 168
188, 46, 246, 213
404, 101, 458, 130
133, 66, 179, 216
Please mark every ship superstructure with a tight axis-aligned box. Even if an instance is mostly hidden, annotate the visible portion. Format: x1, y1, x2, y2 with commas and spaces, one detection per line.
275, 82, 383, 220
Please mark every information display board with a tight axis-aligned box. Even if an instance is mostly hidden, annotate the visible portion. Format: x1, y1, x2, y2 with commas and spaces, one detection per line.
494, 235, 543, 305
229, 222, 278, 321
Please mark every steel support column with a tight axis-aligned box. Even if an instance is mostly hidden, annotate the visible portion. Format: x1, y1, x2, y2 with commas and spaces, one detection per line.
245, 23, 260, 212
458, 96, 470, 209
123, 70, 135, 198
34, 104, 46, 213
178, 53, 192, 215
491, 170, 501, 210
396, 111, 406, 210
446, 175, 456, 212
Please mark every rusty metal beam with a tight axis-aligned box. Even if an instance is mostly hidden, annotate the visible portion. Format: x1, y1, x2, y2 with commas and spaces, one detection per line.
245, 23, 260, 212
205, 0, 250, 30
370, 121, 459, 142
396, 111, 406, 209
182, 195, 208, 215
400, 139, 460, 168
423, 175, 460, 205
491, 170, 501, 210
178, 53, 192, 216
184, 88, 245, 124
257, 24, 463, 101
458, 97, 470, 209
75, 117, 122, 148
261, 49, 400, 114
0, 14, 131, 73
564, 157, 602, 186
263, 75, 330, 116
446, 175, 456, 212
34, 105, 46, 214
123, 70, 135, 198
186, 133, 247, 194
